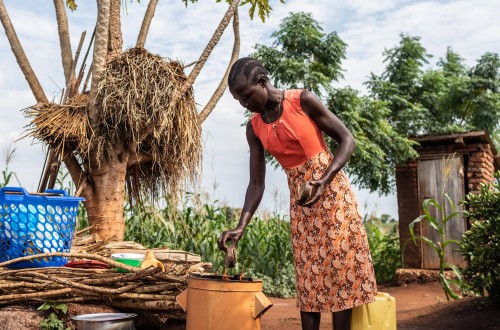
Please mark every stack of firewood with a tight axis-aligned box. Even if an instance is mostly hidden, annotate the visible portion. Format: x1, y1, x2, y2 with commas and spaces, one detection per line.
0, 227, 211, 318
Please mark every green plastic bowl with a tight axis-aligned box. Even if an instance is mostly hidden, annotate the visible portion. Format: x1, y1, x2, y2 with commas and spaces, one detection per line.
111, 253, 145, 273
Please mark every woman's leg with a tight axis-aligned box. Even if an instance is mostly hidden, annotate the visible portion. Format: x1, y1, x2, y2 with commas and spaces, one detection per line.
300, 311, 321, 330
332, 308, 352, 330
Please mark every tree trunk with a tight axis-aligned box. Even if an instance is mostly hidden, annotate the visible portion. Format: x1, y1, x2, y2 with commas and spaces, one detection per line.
53, 0, 73, 85
136, 0, 158, 48
0, 0, 47, 103
107, 0, 122, 62
83, 155, 129, 241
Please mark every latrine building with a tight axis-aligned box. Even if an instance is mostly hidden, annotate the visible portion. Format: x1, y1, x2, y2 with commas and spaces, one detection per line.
396, 131, 499, 269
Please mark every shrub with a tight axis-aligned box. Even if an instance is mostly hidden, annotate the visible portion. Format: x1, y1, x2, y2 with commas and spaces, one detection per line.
364, 215, 401, 283
460, 172, 500, 303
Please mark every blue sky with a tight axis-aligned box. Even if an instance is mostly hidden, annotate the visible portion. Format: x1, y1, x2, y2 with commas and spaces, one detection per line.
0, 0, 499, 218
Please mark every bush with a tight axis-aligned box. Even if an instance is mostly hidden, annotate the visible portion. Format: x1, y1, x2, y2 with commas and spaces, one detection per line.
364, 216, 401, 283
460, 172, 500, 303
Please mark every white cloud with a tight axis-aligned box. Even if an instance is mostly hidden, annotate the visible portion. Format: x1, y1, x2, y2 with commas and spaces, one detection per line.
0, 0, 498, 218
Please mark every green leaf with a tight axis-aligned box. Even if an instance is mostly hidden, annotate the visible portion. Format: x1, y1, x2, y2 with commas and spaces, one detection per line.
440, 273, 460, 300
55, 303, 68, 314
37, 302, 51, 311
443, 210, 462, 224
441, 239, 460, 249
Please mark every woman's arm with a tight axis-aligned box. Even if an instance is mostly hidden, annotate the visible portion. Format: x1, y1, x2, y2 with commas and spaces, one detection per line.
218, 121, 266, 251
299, 90, 355, 206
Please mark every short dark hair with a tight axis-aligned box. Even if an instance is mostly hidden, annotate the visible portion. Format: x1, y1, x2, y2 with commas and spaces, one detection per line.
228, 57, 268, 88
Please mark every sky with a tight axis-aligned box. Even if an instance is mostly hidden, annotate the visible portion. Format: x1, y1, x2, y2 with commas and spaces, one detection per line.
0, 0, 498, 219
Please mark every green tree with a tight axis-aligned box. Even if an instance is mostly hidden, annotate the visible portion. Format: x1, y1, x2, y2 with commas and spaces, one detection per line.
252, 12, 347, 97
367, 34, 500, 145
328, 88, 417, 193
252, 12, 417, 194
367, 34, 432, 135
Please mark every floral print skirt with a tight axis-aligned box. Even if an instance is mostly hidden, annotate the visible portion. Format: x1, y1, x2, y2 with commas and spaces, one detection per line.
284, 149, 377, 312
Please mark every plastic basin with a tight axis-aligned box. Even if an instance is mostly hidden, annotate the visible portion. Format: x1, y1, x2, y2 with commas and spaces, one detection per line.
111, 253, 144, 273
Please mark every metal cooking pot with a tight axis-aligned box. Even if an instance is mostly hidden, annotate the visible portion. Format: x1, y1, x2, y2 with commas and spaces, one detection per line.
72, 313, 137, 330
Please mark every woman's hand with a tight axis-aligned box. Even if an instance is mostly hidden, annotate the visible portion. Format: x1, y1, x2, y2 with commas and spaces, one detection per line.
301, 179, 327, 207
218, 226, 245, 251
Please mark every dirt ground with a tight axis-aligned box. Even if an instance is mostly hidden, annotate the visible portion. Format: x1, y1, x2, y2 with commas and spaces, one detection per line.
1, 282, 498, 329
260, 282, 500, 330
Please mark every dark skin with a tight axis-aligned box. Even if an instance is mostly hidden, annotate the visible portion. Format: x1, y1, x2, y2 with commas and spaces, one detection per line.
218, 74, 355, 330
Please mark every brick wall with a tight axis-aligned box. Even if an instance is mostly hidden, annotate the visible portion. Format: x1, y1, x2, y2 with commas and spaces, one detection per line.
396, 160, 421, 268
467, 143, 495, 193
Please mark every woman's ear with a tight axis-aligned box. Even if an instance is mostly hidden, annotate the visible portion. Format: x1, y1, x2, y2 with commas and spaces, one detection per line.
258, 75, 267, 87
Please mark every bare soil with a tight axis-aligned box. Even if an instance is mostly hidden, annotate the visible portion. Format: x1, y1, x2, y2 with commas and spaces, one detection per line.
260, 282, 500, 330
1, 282, 498, 329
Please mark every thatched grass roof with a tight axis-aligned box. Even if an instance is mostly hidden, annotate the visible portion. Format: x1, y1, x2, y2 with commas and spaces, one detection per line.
25, 47, 202, 202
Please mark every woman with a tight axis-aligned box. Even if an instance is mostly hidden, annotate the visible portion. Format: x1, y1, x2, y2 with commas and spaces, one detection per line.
217, 57, 377, 330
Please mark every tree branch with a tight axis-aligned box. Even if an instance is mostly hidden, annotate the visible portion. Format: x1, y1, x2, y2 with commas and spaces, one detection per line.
53, 0, 73, 85
127, 151, 153, 167
88, 0, 111, 127
107, 0, 122, 62
64, 31, 86, 101
136, 0, 158, 48
138, 0, 240, 142
0, 0, 48, 103
198, 7, 240, 123
63, 154, 87, 192
183, 0, 240, 97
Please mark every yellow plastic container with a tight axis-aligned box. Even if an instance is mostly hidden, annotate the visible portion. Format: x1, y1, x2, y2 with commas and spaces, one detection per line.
350, 292, 396, 330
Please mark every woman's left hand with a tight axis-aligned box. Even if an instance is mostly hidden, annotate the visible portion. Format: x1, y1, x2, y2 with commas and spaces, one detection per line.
302, 179, 327, 207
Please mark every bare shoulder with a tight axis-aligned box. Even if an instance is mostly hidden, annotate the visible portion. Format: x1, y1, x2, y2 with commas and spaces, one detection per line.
299, 89, 328, 117
246, 120, 260, 143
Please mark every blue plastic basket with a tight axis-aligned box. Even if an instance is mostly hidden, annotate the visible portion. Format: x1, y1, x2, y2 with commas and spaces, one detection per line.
0, 187, 84, 268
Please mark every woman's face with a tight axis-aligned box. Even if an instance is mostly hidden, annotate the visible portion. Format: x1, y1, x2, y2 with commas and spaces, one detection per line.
230, 77, 268, 113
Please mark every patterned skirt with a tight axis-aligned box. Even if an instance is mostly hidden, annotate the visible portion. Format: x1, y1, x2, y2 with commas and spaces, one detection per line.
284, 149, 377, 312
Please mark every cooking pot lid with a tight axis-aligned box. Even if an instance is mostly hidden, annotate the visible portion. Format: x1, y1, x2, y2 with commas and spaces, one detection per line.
72, 313, 137, 321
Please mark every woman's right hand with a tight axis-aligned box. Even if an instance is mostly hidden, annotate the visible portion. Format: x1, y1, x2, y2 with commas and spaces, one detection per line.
218, 227, 245, 252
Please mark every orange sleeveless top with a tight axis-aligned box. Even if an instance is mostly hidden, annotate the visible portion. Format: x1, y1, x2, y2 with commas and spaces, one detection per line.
250, 89, 327, 168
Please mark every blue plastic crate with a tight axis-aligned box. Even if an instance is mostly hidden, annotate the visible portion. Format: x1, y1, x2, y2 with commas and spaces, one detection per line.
0, 187, 84, 268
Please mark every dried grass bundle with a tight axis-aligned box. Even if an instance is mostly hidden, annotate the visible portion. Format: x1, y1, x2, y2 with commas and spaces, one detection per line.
25, 47, 202, 203
24, 94, 89, 157
96, 47, 202, 201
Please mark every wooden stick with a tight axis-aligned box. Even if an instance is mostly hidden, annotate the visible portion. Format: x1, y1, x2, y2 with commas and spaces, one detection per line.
108, 298, 182, 312
130, 283, 181, 294
76, 27, 96, 93
0, 288, 73, 301
75, 225, 96, 236
63, 30, 86, 102
0, 252, 141, 273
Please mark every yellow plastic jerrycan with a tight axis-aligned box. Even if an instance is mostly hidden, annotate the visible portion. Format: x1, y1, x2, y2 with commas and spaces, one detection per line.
140, 250, 165, 272
349, 292, 396, 330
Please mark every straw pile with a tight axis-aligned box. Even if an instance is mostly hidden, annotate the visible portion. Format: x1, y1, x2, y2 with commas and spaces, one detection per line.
24, 93, 89, 156
25, 47, 202, 202
96, 47, 201, 201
